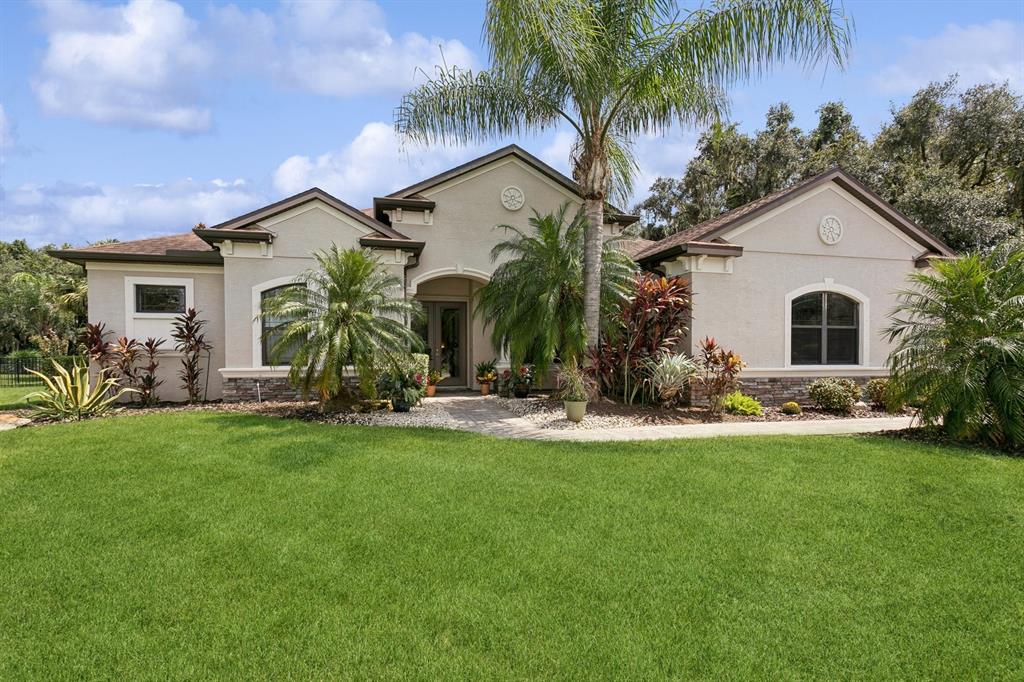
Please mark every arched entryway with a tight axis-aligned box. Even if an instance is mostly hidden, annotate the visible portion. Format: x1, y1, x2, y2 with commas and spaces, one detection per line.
408, 271, 492, 388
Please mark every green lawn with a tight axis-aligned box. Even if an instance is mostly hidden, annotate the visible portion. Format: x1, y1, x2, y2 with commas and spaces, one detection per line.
1, 413, 1021, 679
0, 385, 33, 410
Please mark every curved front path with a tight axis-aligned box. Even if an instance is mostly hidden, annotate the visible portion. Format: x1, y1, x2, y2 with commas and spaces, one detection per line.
434, 396, 915, 441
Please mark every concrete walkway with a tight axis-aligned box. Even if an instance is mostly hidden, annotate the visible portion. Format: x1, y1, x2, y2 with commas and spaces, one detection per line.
434, 395, 914, 441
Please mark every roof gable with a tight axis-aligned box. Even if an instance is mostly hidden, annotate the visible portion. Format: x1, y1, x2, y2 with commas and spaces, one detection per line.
636, 168, 953, 263
207, 187, 410, 240
388, 144, 636, 222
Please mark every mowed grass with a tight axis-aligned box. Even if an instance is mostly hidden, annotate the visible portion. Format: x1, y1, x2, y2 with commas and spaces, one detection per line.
0, 385, 33, 410
1, 413, 1022, 679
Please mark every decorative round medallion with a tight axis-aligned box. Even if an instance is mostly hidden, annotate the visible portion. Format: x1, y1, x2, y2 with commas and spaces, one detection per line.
501, 186, 525, 211
818, 215, 843, 245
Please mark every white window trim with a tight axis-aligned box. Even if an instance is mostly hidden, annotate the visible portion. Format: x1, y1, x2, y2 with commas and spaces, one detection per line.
784, 279, 870, 369
252, 275, 302, 370
124, 276, 194, 338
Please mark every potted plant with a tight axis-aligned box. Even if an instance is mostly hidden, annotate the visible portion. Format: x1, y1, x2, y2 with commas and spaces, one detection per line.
378, 370, 425, 412
557, 362, 596, 422
511, 363, 535, 398
425, 369, 442, 397
475, 359, 497, 396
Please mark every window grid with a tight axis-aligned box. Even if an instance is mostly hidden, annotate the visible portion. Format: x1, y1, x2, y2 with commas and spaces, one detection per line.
791, 292, 859, 365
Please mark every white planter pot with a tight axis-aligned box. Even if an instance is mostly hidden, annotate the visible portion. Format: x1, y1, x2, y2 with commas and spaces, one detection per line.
564, 400, 587, 422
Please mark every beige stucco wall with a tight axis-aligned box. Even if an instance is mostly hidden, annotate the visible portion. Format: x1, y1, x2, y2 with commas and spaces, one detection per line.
85, 264, 226, 401
220, 204, 406, 372
686, 184, 923, 375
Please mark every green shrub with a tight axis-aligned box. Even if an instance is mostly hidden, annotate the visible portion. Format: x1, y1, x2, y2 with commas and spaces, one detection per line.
781, 401, 802, 415
25, 361, 136, 421
865, 378, 892, 409
807, 377, 861, 412
722, 391, 763, 416
886, 245, 1024, 449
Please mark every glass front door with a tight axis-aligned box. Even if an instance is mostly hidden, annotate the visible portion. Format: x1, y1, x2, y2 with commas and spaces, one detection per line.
416, 301, 467, 386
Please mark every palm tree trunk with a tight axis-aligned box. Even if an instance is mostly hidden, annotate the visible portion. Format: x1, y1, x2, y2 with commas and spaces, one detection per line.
583, 196, 604, 348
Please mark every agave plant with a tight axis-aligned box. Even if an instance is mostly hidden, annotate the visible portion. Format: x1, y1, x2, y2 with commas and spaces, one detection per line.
25, 361, 136, 421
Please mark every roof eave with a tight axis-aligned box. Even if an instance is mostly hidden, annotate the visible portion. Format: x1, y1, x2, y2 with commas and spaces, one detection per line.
48, 249, 223, 266
194, 228, 272, 246
359, 236, 425, 253
636, 241, 743, 264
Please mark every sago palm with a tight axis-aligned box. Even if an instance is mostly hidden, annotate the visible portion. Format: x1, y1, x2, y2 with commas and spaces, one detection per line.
885, 245, 1024, 448
396, 0, 851, 346
475, 203, 635, 377
259, 247, 424, 403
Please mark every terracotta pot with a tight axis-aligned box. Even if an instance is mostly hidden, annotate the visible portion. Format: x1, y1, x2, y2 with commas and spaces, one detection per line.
425, 384, 436, 397
564, 400, 587, 422
479, 382, 490, 396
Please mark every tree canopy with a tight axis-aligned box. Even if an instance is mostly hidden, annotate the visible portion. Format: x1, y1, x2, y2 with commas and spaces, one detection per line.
634, 76, 1024, 250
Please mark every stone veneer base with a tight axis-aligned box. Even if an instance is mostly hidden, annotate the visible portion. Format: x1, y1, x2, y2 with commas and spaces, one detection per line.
737, 375, 884, 405
223, 376, 302, 402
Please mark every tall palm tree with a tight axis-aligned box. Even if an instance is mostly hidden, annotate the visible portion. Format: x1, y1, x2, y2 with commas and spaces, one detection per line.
260, 246, 424, 404
475, 203, 635, 377
885, 245, 1024, 448
396, 0, 851, 347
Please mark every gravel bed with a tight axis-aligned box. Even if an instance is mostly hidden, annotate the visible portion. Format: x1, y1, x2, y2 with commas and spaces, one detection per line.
306, 401, 459, 429
487, 395, 906, 430
488, 395, 636, 430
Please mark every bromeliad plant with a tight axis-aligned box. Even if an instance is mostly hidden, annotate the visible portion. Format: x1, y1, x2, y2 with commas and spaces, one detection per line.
25, 361, 136, 421
589, 273, 692, 403
474, 359, 498, 384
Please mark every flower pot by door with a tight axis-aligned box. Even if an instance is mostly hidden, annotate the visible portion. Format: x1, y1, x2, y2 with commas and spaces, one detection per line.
425, 385, 436, 398
513, 385, 529, 399
564, 400, 587, 422
480, 382, 490, 396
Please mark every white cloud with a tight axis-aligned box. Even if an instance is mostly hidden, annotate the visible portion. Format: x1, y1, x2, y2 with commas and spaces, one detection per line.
212, 0, 476, 97
273, 121, 483, 205
32, 0, 213, 132
29, 0, 476, 131
873, 20, 1024, 94
1, 178, 265, 246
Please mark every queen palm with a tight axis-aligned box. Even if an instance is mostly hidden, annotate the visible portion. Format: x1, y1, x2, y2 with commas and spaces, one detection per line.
475, 203, 635, 377
259, 246, 423, 404
396, 0, 851, 347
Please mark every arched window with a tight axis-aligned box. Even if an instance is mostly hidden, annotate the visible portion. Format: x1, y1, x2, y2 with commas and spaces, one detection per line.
791, 292, 859, 365
261, 284, 304, 366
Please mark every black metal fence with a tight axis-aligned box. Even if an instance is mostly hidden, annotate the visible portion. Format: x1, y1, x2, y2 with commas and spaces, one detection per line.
0, 356, 85, 387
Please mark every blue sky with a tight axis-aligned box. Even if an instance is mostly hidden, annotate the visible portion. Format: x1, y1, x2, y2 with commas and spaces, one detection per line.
1, 0, 1021, 246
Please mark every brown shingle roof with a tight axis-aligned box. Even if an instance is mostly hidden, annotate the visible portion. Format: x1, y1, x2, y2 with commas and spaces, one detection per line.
49, 232, 221, 265
635, 167, 954, 263
618, 238, 656, 258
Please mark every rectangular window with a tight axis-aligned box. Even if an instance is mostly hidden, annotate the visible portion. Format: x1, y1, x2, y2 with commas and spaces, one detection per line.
135, 284, 186, 314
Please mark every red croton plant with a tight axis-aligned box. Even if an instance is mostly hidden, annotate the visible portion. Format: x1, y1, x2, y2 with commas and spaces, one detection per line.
588, 273, 692, 402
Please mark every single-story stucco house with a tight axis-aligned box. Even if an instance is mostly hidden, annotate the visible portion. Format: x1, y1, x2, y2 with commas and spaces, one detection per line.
52, 145, 953, 404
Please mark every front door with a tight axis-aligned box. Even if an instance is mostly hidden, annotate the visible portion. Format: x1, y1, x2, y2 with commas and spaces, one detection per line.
415, 301, 467, 386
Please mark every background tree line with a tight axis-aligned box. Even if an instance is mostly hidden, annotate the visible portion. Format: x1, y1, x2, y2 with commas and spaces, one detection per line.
633, 76, 1024, 251
0, 239, 89, 356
